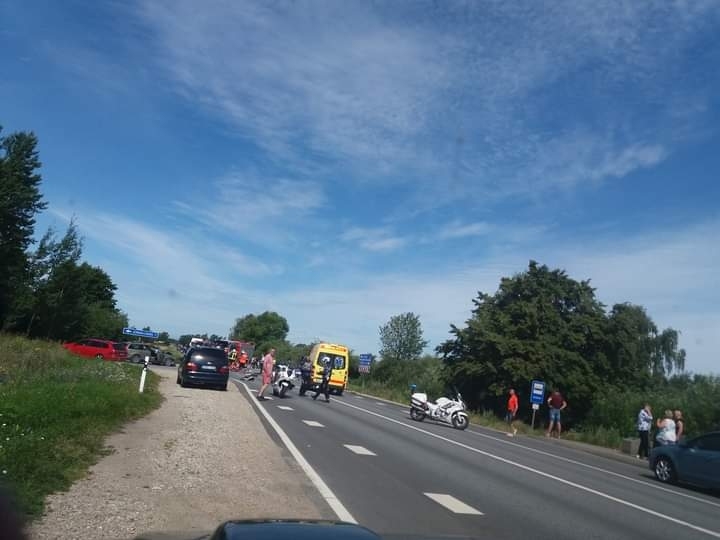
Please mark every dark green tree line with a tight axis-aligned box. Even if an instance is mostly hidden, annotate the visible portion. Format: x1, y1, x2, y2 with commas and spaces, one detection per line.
439, 261, 686, 423
1, 125, 126, 341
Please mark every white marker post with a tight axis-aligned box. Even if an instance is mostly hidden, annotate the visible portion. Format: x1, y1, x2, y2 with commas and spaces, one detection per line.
139, 355, 149, 393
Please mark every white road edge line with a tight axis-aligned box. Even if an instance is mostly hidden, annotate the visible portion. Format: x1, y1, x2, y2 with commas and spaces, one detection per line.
241, 382, 356, 523
467, 428, 720, 509
424, 493, 483, 515
335, 399, 720, 539
344, 444, 377, 456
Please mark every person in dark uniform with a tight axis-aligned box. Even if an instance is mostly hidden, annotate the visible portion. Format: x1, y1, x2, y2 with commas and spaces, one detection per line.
313, 356, 333, 402
299, 356, 313, 396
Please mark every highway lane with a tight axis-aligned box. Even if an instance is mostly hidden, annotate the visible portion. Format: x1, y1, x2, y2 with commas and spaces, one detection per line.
232, 375, 720, 540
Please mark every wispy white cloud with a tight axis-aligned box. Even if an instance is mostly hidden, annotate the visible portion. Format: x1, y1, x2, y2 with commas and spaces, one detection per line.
171, 171, 326, 247
132, 0, 717, 212
53, 205, 719, 373
340, 226, 408, 252
435, 221, 493, 240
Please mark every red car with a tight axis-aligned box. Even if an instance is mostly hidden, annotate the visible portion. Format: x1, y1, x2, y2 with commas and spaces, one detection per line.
62, 339, 128, 361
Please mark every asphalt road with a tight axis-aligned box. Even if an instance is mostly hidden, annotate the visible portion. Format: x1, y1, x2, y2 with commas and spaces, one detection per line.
231, 373, 720, 540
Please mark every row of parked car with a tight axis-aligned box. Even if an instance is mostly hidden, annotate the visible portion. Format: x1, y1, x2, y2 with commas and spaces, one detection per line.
62, 339, 176, 366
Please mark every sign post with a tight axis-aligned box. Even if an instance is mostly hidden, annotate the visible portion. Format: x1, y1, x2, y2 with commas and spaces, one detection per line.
123, 327, 159, 340
530, 379, 546, 430
139, 355, 150, 393
358, 354, 372, 391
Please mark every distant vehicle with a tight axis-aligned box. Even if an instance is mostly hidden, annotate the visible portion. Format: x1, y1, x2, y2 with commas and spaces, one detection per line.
176, 346, 229, 390
153, 350, 175, 367
303, 343, 349, 396
213, 339, 230, 353
63, 339, 128, 361
125, 342, 157, 364
650, 432, 720, 489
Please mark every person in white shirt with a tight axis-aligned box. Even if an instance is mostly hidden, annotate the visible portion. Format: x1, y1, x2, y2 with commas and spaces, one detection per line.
636, 404, 653, 459
656, 410, 677, 446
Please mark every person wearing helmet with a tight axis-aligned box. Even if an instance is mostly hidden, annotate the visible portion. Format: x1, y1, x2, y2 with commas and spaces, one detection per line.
313, 356, 333, 402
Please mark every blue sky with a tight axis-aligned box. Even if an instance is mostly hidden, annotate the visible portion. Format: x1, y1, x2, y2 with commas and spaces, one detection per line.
2, 1, 719, 373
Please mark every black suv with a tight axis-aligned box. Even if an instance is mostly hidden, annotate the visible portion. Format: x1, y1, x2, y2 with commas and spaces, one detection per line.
176, 347, 229, 390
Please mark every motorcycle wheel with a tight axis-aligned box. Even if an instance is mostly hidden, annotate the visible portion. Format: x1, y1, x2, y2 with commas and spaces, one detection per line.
279, 385, 288, 398
410, 407, 426, 421
452, 413, 469, 430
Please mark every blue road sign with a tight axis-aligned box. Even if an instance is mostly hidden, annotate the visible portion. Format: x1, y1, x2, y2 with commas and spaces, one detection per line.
359, 353, 372, 374
122, 327, 159, 339
530, 380, 546, 405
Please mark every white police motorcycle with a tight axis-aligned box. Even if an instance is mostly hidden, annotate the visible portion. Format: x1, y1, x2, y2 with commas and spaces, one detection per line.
410, 389, 469, 430
271, 364, 296, 398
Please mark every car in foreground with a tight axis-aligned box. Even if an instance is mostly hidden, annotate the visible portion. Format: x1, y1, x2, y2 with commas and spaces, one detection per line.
650, 431, 720, 489
63, 339, 128, 361
176, 346, 229, 390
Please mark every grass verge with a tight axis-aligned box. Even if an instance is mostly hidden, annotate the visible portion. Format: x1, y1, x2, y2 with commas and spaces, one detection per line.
0, 334, 163, 518
348, 378, 625, 449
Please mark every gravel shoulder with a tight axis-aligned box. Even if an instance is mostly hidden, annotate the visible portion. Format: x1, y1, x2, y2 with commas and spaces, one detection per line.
29, 367, 331, 539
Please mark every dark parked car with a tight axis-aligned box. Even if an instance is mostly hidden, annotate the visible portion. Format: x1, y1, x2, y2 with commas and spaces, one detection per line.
176, 346, 229, 390
650, 431, 720, 489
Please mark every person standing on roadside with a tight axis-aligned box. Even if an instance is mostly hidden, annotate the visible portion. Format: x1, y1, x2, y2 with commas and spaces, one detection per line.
257, 348, 276, 401
506, 388, 519, 437
674, 410, 685, 442
655, 410, 677, 446
636, 403, 653, 459
546, 389, 567, 438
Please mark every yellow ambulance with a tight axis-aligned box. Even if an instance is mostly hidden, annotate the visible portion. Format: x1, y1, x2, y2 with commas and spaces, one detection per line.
308, 342, 349, 395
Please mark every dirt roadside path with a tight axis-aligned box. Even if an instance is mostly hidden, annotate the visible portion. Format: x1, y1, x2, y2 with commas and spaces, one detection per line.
29, 367, 331, 539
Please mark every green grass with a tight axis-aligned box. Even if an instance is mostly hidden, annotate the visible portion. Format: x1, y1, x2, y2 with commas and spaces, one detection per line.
349, 378, 625, 449
0, 334, 163, 518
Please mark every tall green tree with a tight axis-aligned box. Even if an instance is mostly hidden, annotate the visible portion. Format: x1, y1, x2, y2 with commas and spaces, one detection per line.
231, 311, 289, 352
603, 303, 685, 384
438, 261, 606, 416
379, 312, 428, 363
0, 128, 47, 328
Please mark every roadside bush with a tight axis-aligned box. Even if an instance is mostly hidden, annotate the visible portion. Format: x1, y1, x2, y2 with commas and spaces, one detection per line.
584, 374, 720, 439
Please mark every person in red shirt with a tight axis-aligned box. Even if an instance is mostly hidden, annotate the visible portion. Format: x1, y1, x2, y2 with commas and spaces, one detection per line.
506, 388, 519, 436
546, 389, 567, 438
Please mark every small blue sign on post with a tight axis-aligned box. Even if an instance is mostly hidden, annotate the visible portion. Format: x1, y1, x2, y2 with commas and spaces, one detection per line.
530, 380, 546, 405
122, 327, 159, 339
358, 353, 372, 374
530, 379, 546, 429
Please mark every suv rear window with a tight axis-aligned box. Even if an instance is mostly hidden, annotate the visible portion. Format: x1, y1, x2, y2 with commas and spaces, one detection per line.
191, 348, 228, 362
113, 343, 126, 351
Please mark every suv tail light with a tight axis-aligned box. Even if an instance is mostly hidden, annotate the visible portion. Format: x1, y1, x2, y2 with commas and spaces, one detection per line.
219, 366, 229, 375
186, 362, 198, 371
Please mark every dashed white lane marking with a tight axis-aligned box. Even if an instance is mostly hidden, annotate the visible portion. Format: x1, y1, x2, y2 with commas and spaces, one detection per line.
241, 383, 355, 523
424, 493, 484, 515
335, 399, 720, 539
343, 445, 377, 456
277, 405, 293, 411
302, 420, 325, 427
